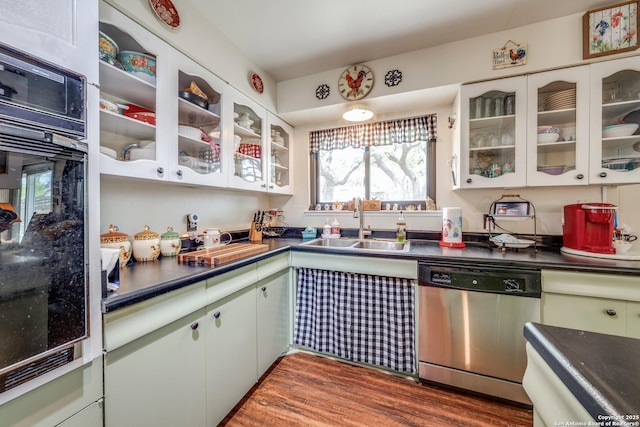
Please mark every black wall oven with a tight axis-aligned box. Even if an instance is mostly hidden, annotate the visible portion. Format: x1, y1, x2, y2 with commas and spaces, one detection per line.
0, 43, 87, 393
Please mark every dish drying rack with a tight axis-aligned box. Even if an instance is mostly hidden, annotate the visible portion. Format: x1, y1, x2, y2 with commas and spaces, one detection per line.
262, 210, 288, 237
485, 194, 537, 252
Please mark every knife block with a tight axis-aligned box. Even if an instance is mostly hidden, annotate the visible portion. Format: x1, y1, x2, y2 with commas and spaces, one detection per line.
249, 222, 262, 242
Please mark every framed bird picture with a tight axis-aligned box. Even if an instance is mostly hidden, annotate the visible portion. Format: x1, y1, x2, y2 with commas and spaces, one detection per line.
583, 0, 639, 59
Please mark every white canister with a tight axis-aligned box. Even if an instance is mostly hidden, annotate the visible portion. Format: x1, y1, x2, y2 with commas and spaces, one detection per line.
132, 225, 160, 262
440, 207, 465, 248
203, 228, 232, 248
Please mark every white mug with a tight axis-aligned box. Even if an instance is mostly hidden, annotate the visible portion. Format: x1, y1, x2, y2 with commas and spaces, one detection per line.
203, 228, 232, 248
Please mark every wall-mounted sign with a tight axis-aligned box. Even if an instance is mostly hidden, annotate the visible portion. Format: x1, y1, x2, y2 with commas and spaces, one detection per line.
493, 41, 527, 69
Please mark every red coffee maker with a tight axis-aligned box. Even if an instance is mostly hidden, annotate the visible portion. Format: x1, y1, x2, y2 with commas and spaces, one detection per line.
563, 203, 617, 254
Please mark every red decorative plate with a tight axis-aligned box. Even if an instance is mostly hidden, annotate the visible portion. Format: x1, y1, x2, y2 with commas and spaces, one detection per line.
250, 73, 264, 94
148, 0, 180, 30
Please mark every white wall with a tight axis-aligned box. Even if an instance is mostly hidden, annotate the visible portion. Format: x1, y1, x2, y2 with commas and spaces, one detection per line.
100, 177, 269, 236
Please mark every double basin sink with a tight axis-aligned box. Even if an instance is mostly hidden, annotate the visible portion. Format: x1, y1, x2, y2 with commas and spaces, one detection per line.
301, 237, 410, 252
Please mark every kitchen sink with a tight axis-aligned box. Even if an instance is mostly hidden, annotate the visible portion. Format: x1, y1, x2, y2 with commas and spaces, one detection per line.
351, 240, 407, 251
301, 238, 410, 252
302, 238, 359, 247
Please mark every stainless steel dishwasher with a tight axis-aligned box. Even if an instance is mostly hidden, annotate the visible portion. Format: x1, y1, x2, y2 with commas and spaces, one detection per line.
418, 261, 540, 406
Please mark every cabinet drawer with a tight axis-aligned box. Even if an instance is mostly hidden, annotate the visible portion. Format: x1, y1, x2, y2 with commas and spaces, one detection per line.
627, 301, 640, 339
542, 293, 626, 337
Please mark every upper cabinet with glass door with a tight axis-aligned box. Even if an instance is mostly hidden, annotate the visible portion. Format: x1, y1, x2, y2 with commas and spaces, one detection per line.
456, 76, 527, 189
228, 88, 267, 191
590, 56, 640, 185
526, 66, 590, 186
171, 51, 227, 187
267, 114, 293, 194
98, 5, 168, 181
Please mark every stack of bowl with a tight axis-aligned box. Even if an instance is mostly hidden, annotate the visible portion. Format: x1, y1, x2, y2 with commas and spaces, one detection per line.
537, 126, 560, 143
99, 31, 123, 69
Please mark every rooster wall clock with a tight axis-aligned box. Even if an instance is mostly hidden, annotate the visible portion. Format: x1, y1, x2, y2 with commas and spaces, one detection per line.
338, 64, 374, 100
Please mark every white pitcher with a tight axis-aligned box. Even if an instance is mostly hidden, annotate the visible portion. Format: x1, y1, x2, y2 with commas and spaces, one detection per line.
203, 228, 232, 248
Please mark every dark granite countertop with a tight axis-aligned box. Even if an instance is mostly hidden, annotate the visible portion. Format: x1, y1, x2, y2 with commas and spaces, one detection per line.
524, 322, 640, 420
102, 237, 640, 313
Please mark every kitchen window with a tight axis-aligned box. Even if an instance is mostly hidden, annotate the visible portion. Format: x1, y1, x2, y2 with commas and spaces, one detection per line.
310, 115, 437, 208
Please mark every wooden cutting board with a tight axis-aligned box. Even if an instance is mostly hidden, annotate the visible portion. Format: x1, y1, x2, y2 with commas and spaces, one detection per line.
178, 243, 269, 266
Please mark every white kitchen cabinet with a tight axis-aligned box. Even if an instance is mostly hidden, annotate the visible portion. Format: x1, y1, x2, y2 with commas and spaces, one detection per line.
267, 114, 294, 195
526, 66, 590, 186
256, 268, 291, 377
103, 309, 207, 427
204, 286, 257, 426
0, 0, 98, 83
98, 4, 169, 181
169, 50, 228, 187
56, 400, 103, 427
589, 56, 640, 185
227, 87, 268, 191
541, 269, 640, 338
455, 76, 527, 189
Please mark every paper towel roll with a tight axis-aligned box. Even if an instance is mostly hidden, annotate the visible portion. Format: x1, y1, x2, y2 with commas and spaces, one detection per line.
440, 207, 465, 247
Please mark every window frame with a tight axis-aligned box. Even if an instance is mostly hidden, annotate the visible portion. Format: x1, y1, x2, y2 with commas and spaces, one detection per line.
310, 139, 436, 209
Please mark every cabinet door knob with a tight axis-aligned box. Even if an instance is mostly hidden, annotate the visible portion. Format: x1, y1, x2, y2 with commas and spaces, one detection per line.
213, 311, 221, 319
261, 286, 267, 292
176, 170, 183, 177
261, 183, 267, 188
599, 171, 608, 178
605, 309, 617, 317
157, 167, 164, 176
466, 178, 472, 184
576, 174, 584, 180
190, 322, 199, 330
269, 185, 274, 189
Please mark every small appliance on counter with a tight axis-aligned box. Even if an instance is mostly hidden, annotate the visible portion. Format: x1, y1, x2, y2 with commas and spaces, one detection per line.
561, 203, 640, 260
562, 203, 616, 254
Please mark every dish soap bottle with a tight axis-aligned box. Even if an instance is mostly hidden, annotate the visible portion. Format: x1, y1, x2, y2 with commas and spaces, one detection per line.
323, 218, 331, 237
396, 211, 406, 242
331, 217, 341, 237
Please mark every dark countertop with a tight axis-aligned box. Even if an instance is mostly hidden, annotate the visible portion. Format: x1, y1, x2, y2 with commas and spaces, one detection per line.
102, 237, 640, 313
524, 322, 640, 420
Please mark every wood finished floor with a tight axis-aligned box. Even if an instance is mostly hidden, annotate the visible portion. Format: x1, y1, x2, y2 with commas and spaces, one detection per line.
220, 352, 533, 427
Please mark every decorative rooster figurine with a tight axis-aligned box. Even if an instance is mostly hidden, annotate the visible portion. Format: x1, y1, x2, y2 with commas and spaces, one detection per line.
344, 69, 368, 99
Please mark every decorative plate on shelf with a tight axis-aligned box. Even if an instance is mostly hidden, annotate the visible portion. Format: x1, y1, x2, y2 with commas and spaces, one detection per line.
148, 0, 180, 30
250, 73, 264, 94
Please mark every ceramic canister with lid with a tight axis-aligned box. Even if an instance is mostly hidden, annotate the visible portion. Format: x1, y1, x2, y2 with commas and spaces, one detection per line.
160, 226, 181, 257
100, 224, 132, 267
132, 225, 160, 262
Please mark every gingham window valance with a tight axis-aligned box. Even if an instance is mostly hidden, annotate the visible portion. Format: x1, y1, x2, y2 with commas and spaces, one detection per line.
309, 114, 437, 153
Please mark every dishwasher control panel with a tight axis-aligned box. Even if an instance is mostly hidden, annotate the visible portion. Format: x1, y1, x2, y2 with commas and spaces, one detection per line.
418, 263, 541, 296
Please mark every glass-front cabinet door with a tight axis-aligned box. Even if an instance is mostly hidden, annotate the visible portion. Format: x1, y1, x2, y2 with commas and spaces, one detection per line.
267, 114, 293, 194
590, 56, 640, 185
171, 52, 226, 187
457, 76, 527, 189
527, 66, 590, 186
228, 88, 267, 191
98, 5, 168, 181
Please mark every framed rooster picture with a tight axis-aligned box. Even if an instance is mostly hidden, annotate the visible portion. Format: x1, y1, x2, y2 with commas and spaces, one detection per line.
583, 0, 639, 59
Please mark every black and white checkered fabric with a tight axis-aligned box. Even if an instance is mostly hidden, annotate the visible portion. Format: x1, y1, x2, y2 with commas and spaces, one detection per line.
294, 268, 415, 374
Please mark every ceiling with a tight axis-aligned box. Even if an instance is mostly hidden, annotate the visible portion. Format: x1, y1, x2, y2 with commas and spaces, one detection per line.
188, 0, 608, 82
184, 0, 609, 126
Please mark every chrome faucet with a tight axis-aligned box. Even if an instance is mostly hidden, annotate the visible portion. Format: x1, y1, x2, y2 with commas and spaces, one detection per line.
353, 197, 372, 239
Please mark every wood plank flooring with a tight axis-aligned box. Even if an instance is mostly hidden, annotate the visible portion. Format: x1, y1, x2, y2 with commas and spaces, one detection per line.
220, 352, 533, 427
